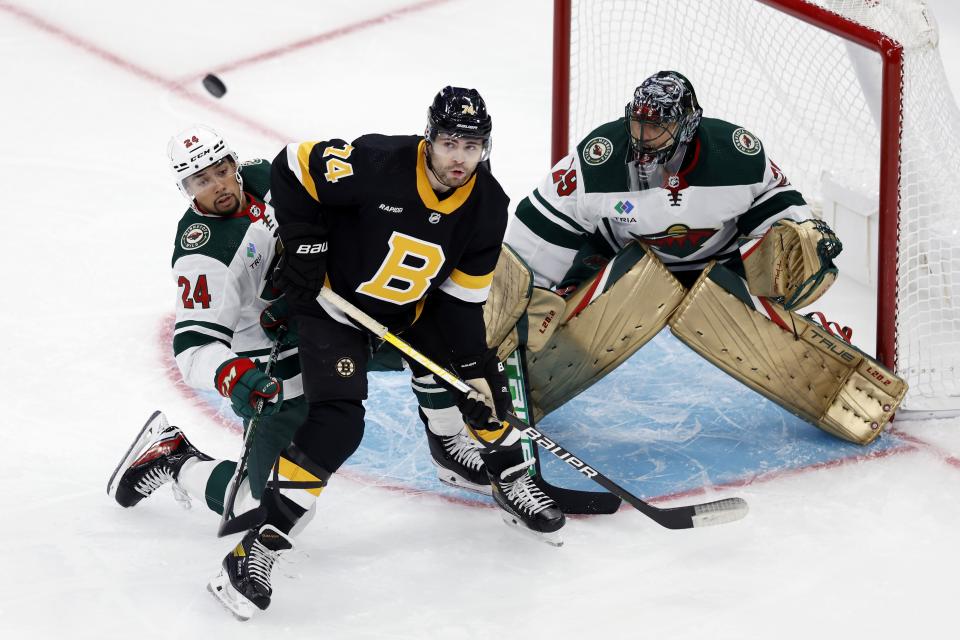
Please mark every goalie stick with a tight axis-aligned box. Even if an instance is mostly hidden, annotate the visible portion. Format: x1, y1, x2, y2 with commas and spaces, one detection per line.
505, 348, 623, 515
320, 287, 749, 530
217, 328, 285, 537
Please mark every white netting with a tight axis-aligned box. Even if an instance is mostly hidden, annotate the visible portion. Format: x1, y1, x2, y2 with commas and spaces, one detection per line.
566, 0, 960, 410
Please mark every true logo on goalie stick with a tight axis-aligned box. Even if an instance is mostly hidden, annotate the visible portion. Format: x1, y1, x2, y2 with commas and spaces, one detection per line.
732, 128, 762, 156
583, 136, 613, 165
180, 223, 211, 251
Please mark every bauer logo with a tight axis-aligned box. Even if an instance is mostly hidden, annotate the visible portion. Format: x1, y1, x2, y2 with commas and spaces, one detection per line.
180, 223, 211, 251
732, 128, 762, 156
583, 137, 613, 165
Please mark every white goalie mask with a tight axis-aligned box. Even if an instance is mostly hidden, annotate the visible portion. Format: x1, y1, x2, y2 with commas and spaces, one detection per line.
166, 124, 241, 205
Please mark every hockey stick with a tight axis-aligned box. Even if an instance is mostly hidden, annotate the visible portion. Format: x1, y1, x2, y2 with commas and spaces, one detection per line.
217, 328, 286, 537
319, 287, 748, 530
506, 348, 622, 515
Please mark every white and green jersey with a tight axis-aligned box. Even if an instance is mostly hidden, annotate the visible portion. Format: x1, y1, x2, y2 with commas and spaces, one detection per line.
508, 117, 811, 287
171, 160, 303, 399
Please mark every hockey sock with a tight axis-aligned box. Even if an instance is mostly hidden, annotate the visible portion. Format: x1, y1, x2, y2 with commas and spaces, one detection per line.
411, 374, 463, 436
177, 458, 235, 515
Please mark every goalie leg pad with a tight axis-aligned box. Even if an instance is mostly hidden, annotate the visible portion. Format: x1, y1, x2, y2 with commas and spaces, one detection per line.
526, 243, 687, 420
484, 245, 534, 350
668, 262, 907, 445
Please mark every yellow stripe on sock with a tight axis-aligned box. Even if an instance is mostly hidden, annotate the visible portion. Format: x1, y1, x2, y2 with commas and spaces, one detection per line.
277, 457, 326, 497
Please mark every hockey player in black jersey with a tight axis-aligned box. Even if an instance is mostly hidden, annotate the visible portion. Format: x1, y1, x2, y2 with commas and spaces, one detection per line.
207, 87, 565, 619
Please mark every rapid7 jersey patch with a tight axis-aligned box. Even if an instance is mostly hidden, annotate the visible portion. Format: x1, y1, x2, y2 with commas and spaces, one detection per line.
357, 232, 445, 305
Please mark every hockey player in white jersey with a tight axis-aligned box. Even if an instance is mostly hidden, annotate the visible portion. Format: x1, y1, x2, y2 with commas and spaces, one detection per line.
498, 70, 906, 446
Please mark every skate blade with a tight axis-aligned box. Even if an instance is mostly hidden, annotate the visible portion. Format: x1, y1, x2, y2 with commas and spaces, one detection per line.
207, 571, 254, 622
106, 410, 168, 499
498, 511, 564, 548
432, 461, 492, 496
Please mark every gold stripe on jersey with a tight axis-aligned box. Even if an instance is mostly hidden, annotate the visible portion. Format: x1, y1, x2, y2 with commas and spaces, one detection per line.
286, 142, 321, 202
449, 268, 493, 289
277, 457, 326, 497
416, 140, 476, 214
439, 269, 493, 303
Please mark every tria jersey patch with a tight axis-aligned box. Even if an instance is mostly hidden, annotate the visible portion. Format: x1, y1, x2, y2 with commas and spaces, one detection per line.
271, 134, 510, 330
507, 116, 812, 287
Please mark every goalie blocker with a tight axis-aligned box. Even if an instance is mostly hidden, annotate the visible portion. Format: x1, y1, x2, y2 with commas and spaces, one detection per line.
487, 241, 906, 445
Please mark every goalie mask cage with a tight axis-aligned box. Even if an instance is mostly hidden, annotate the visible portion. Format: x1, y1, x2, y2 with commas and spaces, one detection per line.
552, 0, 960, 412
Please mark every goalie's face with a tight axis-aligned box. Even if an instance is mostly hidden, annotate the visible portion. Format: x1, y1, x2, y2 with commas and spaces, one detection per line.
426, 133, 485, 190
630, 118, 680, 159
182, 158, 245, 215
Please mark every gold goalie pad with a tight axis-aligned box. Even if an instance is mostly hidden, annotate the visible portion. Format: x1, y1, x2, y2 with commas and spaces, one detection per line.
524, 243, 687, 421
741, 219, 842, 310
483, 245, 534, 350
669, 262, 907, 445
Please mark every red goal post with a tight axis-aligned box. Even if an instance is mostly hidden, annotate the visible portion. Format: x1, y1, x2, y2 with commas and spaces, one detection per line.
551, 0, 960, 412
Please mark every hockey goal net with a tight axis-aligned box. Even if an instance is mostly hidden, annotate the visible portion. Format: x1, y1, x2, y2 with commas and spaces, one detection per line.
553, 0, 960, 412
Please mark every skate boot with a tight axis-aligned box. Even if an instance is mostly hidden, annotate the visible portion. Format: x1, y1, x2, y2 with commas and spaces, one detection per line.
107, 410, 211, 508
491, 458, 565, 547
425, 424, 491, 494
208, 525, 294, 621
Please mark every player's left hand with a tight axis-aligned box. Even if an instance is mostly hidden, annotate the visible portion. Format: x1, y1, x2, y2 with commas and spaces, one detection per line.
260, 299, 297, 345
453, 350, 513, 431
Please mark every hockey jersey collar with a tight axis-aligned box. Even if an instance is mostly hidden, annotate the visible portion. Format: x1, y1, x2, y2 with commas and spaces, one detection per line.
415, 139, 476, 214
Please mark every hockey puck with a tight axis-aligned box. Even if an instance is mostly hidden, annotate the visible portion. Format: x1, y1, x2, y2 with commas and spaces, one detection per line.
202, 73, 227, 98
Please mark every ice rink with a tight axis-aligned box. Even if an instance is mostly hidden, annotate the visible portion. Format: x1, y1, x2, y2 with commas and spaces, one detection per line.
4, 1, 960, 638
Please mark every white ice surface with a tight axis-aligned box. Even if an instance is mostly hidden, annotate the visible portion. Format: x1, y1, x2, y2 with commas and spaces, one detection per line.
3, 1, 960, 638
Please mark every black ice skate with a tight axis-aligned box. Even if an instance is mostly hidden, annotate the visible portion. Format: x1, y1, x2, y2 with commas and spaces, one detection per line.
107, 410, 210, 508
425, 424, 491, 494
207, 525, 293, 621
491, 459, 566, 547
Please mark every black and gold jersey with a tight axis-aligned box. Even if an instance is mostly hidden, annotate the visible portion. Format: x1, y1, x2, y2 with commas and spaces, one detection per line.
270, 134, 509, 355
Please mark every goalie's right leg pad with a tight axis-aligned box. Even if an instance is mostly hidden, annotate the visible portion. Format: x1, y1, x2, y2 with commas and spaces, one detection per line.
525, 242, 687, 420
668, 262, 907, 444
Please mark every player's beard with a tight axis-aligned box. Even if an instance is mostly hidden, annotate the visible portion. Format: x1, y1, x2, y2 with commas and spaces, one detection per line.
427, 153, 475, 189
210, 192, 241, 215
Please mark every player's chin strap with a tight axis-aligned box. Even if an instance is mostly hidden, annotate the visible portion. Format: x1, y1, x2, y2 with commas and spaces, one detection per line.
318, 286, 749, 531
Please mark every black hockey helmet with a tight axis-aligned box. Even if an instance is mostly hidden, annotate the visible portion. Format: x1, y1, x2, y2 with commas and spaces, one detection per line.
625, 70, 702, 166
426, 86, 493, 158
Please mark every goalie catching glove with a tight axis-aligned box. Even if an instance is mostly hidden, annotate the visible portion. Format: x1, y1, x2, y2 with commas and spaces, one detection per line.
741, 218, 842, 310
272, 222, 328, 301
215, 358, 283, 419
452, 350, 514, 439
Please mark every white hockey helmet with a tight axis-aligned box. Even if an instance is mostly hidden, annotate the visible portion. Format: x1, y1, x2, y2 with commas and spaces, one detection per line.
166, 124, 241, 202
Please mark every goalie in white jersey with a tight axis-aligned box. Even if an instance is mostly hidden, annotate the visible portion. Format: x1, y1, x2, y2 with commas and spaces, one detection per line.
497, 70, 906, 446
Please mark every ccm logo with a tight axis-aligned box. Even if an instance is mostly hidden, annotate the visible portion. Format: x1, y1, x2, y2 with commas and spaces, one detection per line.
295, 242, 328, 254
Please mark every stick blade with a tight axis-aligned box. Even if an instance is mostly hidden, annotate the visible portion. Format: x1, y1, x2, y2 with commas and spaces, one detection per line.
691, 497, 749, 528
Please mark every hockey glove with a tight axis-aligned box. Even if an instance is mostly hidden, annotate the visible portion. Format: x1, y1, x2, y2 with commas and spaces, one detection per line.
260, 298, 297, 345
272, 222, 328, 301
215, 358, 283, 420
453, 349, 513, 432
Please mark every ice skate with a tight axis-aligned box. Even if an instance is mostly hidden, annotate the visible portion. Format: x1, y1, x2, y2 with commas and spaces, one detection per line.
490, 459, 565, 547
207, 525, 293, 621
107, 410, 210, 508
425, 425, 491, 495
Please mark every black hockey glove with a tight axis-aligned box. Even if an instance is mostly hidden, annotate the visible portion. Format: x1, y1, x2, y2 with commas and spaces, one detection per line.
272, 222, 328, 301
453, 349, 513, 432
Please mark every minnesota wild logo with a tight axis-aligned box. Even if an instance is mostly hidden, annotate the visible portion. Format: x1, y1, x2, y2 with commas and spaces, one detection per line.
732, 128, 762, 156
633, 224, 717, 259
583, 136, 613, 165
180, 223, 211, 251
